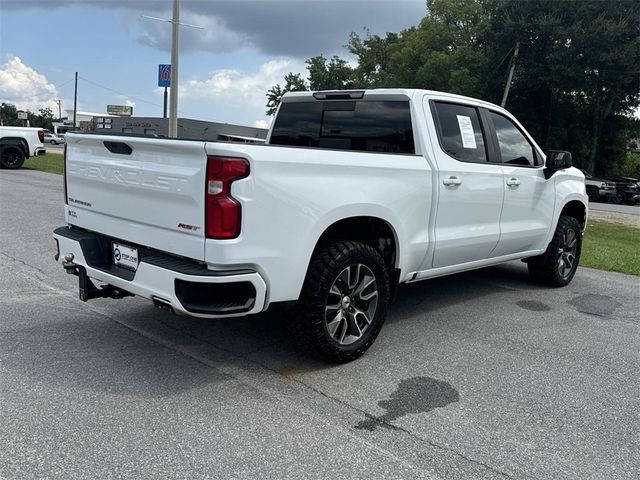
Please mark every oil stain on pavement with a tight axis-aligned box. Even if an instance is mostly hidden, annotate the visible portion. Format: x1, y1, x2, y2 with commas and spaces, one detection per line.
356, 376, 459, 431
568, 294, 621, 317
516, 300, 551, 311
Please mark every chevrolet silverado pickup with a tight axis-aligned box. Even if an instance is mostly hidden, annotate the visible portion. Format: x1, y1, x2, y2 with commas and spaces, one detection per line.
54, 89, 588, 362
0, 126, 46, 169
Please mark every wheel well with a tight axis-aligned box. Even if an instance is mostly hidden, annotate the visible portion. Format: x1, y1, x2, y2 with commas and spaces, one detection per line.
0, 138, 29, 158
560, 200, 587, 229
314, 216, 398, 272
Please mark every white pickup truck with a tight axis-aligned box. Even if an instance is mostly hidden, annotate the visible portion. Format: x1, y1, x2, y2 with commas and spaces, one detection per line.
0, 126, 46, 169
54, 89, 587, 362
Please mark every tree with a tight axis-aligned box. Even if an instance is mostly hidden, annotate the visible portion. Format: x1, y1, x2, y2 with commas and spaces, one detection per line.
266, 55, 361, 115
0, 103, 19, 126
264, 0, 640, 174
487, 0, 640, 173
266, 73, 307, 116
345, 0, 493, 96
0, 103, 57, 130
306, 55, 356, 91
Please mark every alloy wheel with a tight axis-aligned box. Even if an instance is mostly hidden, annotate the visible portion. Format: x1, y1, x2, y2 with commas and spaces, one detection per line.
325, 263, 378, 345
557, 228, 578, 279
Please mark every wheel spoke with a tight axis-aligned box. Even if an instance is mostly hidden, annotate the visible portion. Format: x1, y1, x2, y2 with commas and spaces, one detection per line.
564, 253, 574, 270
347, 312, 363, 339
325, 301, 340, 313
339, 267, 351, 290
354, 275, 375, 298
354, 308, 372, 326
338, 318, 348, 343
326, 311, 343, 338
349, 264, 361, 290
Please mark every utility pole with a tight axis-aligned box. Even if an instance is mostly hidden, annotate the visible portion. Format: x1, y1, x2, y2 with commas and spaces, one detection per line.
141, 1, 203, 138
501, 42, 519, 108
56, 99, 62, 120
73, 72, 78, 127
163, 87, 168, 118
168, 0, 180, 137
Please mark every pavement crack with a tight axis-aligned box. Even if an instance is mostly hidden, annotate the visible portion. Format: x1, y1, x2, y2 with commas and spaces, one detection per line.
264, 372, 514, 480
0, 252, 52, 283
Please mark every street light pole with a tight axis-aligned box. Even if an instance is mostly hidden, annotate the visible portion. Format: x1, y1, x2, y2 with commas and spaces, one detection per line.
73, 71, 78, 128
141, 1, 203, 139
168, 0, 180, 138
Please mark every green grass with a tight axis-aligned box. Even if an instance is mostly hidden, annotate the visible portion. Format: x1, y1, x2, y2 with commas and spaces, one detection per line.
23, 153, 63, 175
582, 220, 640, 276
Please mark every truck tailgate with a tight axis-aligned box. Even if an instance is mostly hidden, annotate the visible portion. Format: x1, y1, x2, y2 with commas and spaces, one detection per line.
64, 134, 207, 261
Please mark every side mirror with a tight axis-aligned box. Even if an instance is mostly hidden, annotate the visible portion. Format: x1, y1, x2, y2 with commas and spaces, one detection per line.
544, 150, 572, 179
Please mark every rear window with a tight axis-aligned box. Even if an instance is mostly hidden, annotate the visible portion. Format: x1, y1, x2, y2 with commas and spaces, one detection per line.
270, 100, 415, 154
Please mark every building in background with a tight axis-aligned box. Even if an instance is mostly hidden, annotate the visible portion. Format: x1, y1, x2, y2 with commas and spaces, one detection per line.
92, 117, 267, 143
53, 110, 118, 134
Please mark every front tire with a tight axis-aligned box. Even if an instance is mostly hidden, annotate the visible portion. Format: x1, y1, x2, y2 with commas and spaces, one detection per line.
0, 146, 26, 169
528, 216, 582, 287
288, 240, 390, 363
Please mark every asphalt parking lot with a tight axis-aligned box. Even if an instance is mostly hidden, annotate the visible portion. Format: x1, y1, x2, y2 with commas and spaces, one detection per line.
1, 169, 639, 480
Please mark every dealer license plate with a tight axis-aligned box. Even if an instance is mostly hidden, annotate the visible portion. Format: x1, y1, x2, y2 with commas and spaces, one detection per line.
112, 242, 139, 271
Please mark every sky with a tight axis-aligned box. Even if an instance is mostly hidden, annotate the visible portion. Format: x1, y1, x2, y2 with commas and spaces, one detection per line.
0, 0, 426, 128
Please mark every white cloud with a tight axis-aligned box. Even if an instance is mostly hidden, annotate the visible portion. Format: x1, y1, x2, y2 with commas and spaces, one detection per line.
0, 56, 60, 112
253, 119, 270, 129
125, 99, 136, 108
179, 59, 304, 111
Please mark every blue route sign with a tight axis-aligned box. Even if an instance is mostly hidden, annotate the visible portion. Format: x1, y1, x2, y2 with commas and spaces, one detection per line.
158, 64, 171, 87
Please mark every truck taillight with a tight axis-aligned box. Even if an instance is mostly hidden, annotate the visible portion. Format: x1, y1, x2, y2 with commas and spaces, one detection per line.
38, 130, 44, 143
205, 156, 250, 239
63, 143, 68, 205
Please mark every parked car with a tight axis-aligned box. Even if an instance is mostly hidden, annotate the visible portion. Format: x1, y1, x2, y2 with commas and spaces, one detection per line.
0, 126, 46, 169
580, 170, 618, 203
54, 89, 588, 362
601, 175, 640, 205
44, 133, 65, 145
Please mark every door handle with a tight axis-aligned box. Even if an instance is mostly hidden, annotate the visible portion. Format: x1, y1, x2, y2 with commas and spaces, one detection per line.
506, 178, 521, 187
443, 176, 462, 186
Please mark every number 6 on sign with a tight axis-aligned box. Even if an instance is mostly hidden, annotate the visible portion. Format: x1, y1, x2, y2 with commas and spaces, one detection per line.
158, 64, 171, 87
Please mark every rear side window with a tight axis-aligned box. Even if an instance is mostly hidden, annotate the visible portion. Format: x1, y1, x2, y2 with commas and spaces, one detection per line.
489, 111, 538, 166
270, 101, 415, 154
432, 102, 487, 163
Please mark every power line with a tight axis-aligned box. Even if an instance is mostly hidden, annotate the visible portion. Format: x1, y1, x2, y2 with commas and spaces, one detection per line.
77, 75, 206, 119
52, 78, 75, 90
79, 76, 163, 109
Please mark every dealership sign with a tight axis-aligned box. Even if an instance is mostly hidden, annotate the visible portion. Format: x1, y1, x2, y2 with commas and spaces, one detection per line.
107, 105, 133, 116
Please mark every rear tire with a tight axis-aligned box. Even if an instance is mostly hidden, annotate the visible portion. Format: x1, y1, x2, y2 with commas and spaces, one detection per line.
288, 240, 390, 363
528, 216, 582, 287
611, 192, 624, 204
0, 146, 26, 169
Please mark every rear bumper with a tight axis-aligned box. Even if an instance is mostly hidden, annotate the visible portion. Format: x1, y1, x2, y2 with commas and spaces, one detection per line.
53, 226, 267, 318
34, 147, 46, 156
